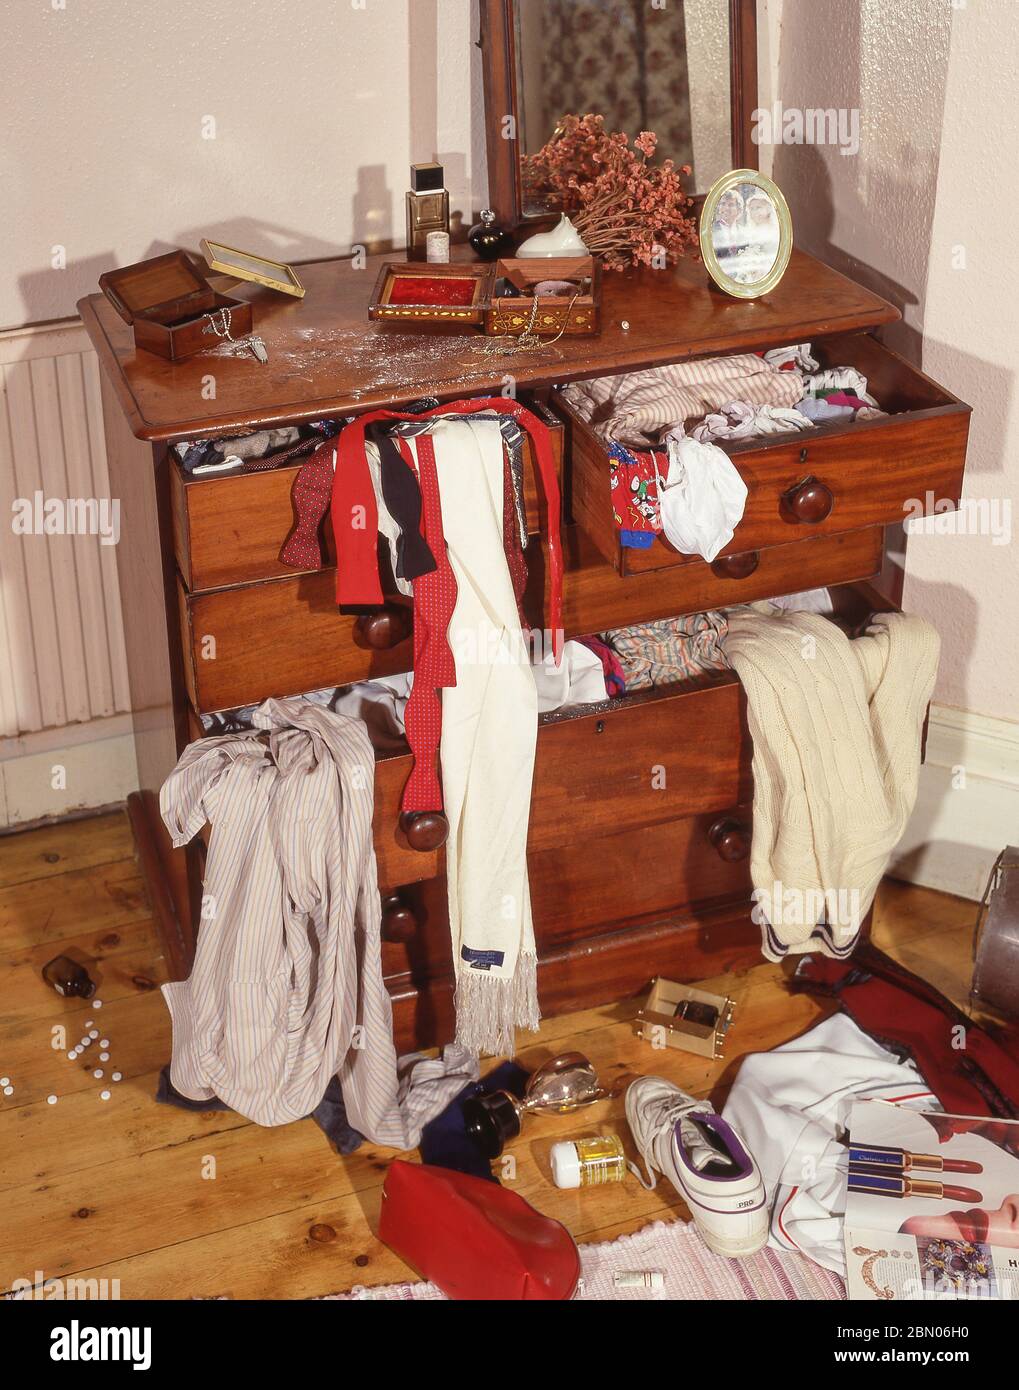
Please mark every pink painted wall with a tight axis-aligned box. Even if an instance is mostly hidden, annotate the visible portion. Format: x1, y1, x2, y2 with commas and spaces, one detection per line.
760, 0, 1018, 722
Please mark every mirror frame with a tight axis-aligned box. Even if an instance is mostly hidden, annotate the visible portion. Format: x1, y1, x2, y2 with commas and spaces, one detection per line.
479, 0, 761, 228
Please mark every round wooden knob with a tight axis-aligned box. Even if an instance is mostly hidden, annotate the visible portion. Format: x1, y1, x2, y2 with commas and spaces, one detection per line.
708, 816, 751, 862
354, 606, 412, 650
400, 811, 449, 851
381, 893, 419, 943
710, 550, 760, 580
783, 476, 834, 524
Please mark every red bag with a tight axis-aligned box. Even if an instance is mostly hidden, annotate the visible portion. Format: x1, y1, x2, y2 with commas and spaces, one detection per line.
378, 1161, 580, 1301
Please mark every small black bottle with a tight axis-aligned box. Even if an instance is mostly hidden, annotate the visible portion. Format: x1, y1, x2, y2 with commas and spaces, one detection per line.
469, 210, 513, 262
42, 955, 96, 998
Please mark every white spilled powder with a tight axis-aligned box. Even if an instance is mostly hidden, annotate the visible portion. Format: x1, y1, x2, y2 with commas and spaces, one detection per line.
267, 324, 568, 397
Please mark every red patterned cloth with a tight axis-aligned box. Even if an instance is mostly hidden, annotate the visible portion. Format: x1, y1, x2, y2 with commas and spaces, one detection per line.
280, 440, 335, 570
398, 434, 458, 813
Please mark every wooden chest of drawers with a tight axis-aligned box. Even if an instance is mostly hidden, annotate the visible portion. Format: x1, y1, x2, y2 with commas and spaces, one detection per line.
79, 247, 970, 1051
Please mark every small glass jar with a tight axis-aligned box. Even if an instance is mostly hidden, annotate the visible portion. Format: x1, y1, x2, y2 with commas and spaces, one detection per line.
550, 1134, 626, 1188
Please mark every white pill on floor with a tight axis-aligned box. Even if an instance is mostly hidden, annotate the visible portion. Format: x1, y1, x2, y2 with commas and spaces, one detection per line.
88, 1029, 99, 1040
47, 1095, 58, 1105
74, 1046, 84, 1055
0, 1076, 9, 1086
99, 1039, 110, 1048
93, 1000, 103, 1008
112, 1072, 122, 1082
67, 1051, 76, 1060
99, 1052, 110, 1061
100, 1090, 111, 1101
3, 1086, 13, 1096
93, 1069, 103, 1079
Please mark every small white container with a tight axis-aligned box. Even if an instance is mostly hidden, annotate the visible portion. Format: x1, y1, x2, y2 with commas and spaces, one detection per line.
426, 231, 451, 264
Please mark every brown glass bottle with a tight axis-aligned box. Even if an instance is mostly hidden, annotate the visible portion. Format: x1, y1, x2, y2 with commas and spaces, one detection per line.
42, 955, 96, 998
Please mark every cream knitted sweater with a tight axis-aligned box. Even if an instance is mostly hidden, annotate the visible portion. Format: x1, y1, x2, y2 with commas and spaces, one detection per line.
723, 610, 940, 961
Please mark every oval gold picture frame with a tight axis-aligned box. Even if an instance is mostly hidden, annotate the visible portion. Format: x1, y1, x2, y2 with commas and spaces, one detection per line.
699, 169, 793, 300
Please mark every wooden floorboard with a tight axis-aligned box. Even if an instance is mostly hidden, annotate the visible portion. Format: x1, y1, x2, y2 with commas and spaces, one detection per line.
0, 812, 978, 1299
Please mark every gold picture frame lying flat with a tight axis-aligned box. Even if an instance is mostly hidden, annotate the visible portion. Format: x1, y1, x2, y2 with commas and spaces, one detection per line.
200, 239, 306, 298
699, 169, 793, 300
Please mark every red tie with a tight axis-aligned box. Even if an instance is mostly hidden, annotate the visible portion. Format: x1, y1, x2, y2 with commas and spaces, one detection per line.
279, 440, 335, 570
398, 434, 458, 813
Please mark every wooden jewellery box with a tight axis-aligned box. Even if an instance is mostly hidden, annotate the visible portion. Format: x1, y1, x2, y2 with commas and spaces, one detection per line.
368, 256, 601, 336
99, 250, 253, 362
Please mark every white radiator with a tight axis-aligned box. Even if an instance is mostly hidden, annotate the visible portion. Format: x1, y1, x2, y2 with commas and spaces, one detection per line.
0, 321, 130, 739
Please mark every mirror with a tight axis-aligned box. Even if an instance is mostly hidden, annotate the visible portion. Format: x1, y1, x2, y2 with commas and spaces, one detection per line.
513, 0, 735, 217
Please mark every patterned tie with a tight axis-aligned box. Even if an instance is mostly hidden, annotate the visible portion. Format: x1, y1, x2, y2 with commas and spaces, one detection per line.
279, 439, 335, 570
398, 433, 458, 813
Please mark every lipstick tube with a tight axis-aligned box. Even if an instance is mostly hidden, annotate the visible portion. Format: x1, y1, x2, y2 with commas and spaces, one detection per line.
847, 1170, 982, 1203
849, 1143, 983, 1175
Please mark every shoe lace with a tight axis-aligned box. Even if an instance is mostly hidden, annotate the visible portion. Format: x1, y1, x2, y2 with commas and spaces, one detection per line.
629, 1092, 713, 1191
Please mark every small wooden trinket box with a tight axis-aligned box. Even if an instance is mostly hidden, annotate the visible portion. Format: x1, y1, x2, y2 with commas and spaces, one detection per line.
99, 250, 253, 361
487, 256, 601, 337
368, 256, 601, 337
635, 976, 736, 1060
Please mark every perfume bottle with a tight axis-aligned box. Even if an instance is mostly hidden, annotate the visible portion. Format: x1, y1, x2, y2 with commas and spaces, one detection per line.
42, 954, 96, 998
406, 163, 450, 261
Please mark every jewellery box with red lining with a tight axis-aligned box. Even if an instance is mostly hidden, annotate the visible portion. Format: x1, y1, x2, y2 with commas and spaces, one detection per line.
368, 256, 601, 337
99, 250, 253, 361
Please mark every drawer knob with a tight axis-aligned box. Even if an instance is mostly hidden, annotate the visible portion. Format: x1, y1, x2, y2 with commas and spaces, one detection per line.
400, 810, 449, 852
710, 550, 760, 580
381, 892, 419, 943
784, 476, 834, 524
355, 606, 413, 650
708, 816, 751, 862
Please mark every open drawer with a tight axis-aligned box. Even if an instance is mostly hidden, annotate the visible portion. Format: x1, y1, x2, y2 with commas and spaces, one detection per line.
170, 402, 565, 593
558, 332, 971, 577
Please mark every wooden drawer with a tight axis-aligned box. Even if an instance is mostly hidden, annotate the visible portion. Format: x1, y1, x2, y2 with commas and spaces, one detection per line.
380, 808, 753, 991
177, 571, 413, 714
529, 521, 884, 638
559, 332, 970, 576
178, 522, 883, 715
171, 404, 564, 593
370, 673, 751, 879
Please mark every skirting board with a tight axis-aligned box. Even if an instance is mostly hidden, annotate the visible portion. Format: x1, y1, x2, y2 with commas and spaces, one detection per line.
888, 703, 1019, 901
0, 713, 139, 829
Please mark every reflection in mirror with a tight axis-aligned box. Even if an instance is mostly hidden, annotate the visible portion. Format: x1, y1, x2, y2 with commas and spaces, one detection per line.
514, 0, 731, 216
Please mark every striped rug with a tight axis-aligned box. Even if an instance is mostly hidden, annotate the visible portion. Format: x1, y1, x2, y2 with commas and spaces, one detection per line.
319, 1219, 847, 1301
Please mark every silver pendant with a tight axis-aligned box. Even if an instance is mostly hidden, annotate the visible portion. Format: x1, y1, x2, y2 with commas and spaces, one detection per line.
248, 336, 268, 364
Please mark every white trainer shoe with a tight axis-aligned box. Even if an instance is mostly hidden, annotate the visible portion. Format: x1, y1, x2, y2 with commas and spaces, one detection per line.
625, 1075, 768, 1258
